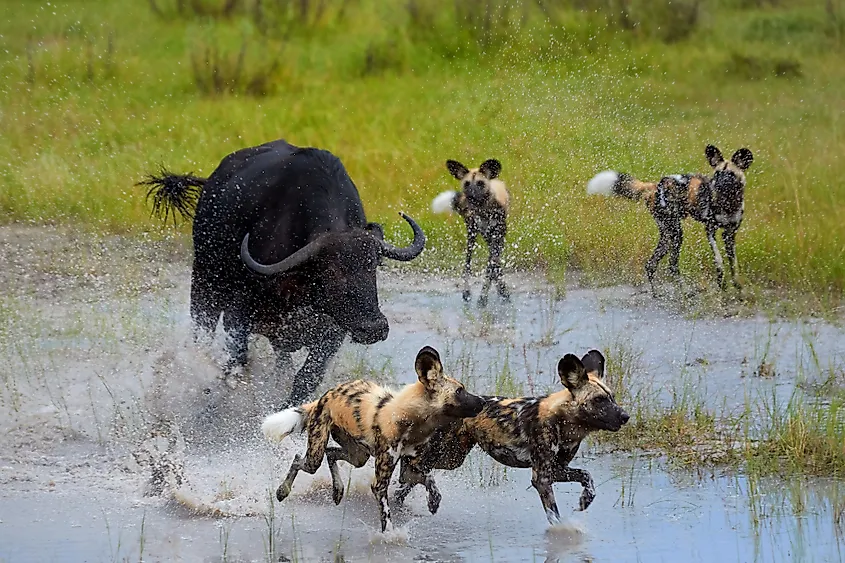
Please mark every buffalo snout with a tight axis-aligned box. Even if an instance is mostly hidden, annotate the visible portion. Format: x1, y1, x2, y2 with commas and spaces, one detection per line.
350, 316, 389, 345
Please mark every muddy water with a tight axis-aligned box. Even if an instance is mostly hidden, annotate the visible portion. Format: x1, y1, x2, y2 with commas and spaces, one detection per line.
1, 226, 843, 562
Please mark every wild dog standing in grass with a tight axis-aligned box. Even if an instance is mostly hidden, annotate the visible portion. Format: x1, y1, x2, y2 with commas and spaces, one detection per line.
261, 346, 483, 533
587, 145, 754, 295
432, 159, 510, 306
392, 350, 628, 525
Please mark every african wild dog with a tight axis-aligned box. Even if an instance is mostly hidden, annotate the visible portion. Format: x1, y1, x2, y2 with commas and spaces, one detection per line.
587, 145, 754, 295
392, 350, 629, 525
261, 346, 484, 533
432, 159, 510, 306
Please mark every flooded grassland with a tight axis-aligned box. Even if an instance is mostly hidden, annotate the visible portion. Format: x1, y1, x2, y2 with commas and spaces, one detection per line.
1, 225, 844, 563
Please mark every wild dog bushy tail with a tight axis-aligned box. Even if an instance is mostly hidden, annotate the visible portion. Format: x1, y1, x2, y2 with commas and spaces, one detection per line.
431, 190, 458, 214
587, 171, 656, 201
138, 167, 207, 224
262, 401, 318, 443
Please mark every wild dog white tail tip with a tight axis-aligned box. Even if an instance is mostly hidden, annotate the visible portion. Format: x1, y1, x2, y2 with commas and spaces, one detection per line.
586, 171, 619, 196
431, 190, 457, 214
261, 408, 304, 443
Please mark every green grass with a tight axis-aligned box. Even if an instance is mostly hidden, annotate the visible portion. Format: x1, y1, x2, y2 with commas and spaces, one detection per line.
1, 0, 843, 299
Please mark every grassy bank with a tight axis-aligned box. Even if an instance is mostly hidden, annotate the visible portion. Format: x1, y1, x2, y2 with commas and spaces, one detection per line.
1, 0, 843, 298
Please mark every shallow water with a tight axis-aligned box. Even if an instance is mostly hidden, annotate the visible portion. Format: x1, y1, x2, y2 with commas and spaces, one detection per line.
1, 226, 843, 562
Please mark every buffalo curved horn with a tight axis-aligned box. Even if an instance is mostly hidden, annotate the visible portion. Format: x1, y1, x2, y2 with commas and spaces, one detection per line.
240, 233, 326, 276
380, 212, 426, 262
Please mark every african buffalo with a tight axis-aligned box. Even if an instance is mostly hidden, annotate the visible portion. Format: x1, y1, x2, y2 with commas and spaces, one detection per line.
141, 139, 425, 406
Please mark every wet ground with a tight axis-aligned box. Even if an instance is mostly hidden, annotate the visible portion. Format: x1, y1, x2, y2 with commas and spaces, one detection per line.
1, 225, 843, 562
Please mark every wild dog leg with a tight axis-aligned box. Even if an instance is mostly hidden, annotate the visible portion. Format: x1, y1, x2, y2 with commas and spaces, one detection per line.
645, 217, 677, 296
395, 462, 442, 514
666, 220, 684, 280
372, 451, 399, 532
552, 465, 595, 511
286, 325, 344, 407
480, 226, 508, 307
722, 226, 741, 290
531, 463, 561, 526
326, 442, 369, 506
277, 403, 330, 501
463, 232, 478, 302
705, 223, 725, 289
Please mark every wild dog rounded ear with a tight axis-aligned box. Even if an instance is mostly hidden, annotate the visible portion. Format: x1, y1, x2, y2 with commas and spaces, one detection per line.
479, 159, 502, 180
558, 354, 588, 391
446, 160, 470, 180
705, 145, 724, 167
365, 222, 385, 240
731, 148, 754, 170
415, 346, 443, 389
580, 350, 605, 377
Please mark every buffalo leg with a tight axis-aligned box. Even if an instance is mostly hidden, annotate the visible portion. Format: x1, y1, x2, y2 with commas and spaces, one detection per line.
222, 309, 251, 380
551, 465, 595, 511
326, 443, 370, 505
269, 337, 295, 378
286, 326, 345, 407
190, 267, 221, 340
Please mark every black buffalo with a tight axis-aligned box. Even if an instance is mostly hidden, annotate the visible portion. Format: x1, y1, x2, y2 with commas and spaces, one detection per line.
141, 139, 425, 406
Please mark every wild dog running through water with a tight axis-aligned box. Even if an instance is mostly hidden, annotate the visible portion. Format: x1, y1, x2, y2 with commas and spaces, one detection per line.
393, 350, 629, 526
261, 346, 484, 533
432, 159, 510, 307
587, 145, 754, 296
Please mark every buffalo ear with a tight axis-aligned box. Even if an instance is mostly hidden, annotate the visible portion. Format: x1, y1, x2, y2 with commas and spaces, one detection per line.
415, 346, 443, 390
558, 354, 588, 392
731, 148, 754, 170
446, 160, 470, 180
705, 145, 724, 168
478, 159, 502, 180
580, 349, 605, 378
365, 222, 385, 240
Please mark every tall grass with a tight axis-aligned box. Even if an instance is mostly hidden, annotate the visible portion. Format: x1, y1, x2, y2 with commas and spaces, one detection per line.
0, 0, 843, 297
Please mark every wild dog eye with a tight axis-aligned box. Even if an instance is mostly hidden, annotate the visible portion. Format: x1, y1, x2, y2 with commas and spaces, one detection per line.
456, 387, 466, 398
464, 181, 470, 188
476, 181, 485, 188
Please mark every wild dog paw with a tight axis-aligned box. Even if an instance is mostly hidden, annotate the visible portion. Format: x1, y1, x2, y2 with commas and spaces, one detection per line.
578, 484, 596, 511
332, 483, 344, 505
477, 294, 489, 308
276, 482, 293, 502
427, 488, 442, 514
462, 289, 472, 302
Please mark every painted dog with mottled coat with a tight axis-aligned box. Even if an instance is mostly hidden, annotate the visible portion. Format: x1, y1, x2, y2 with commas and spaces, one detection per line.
432, 159, 510, 306
392, 350, 629, 525
261, 346, 484, 532
587, 145, 754, 295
